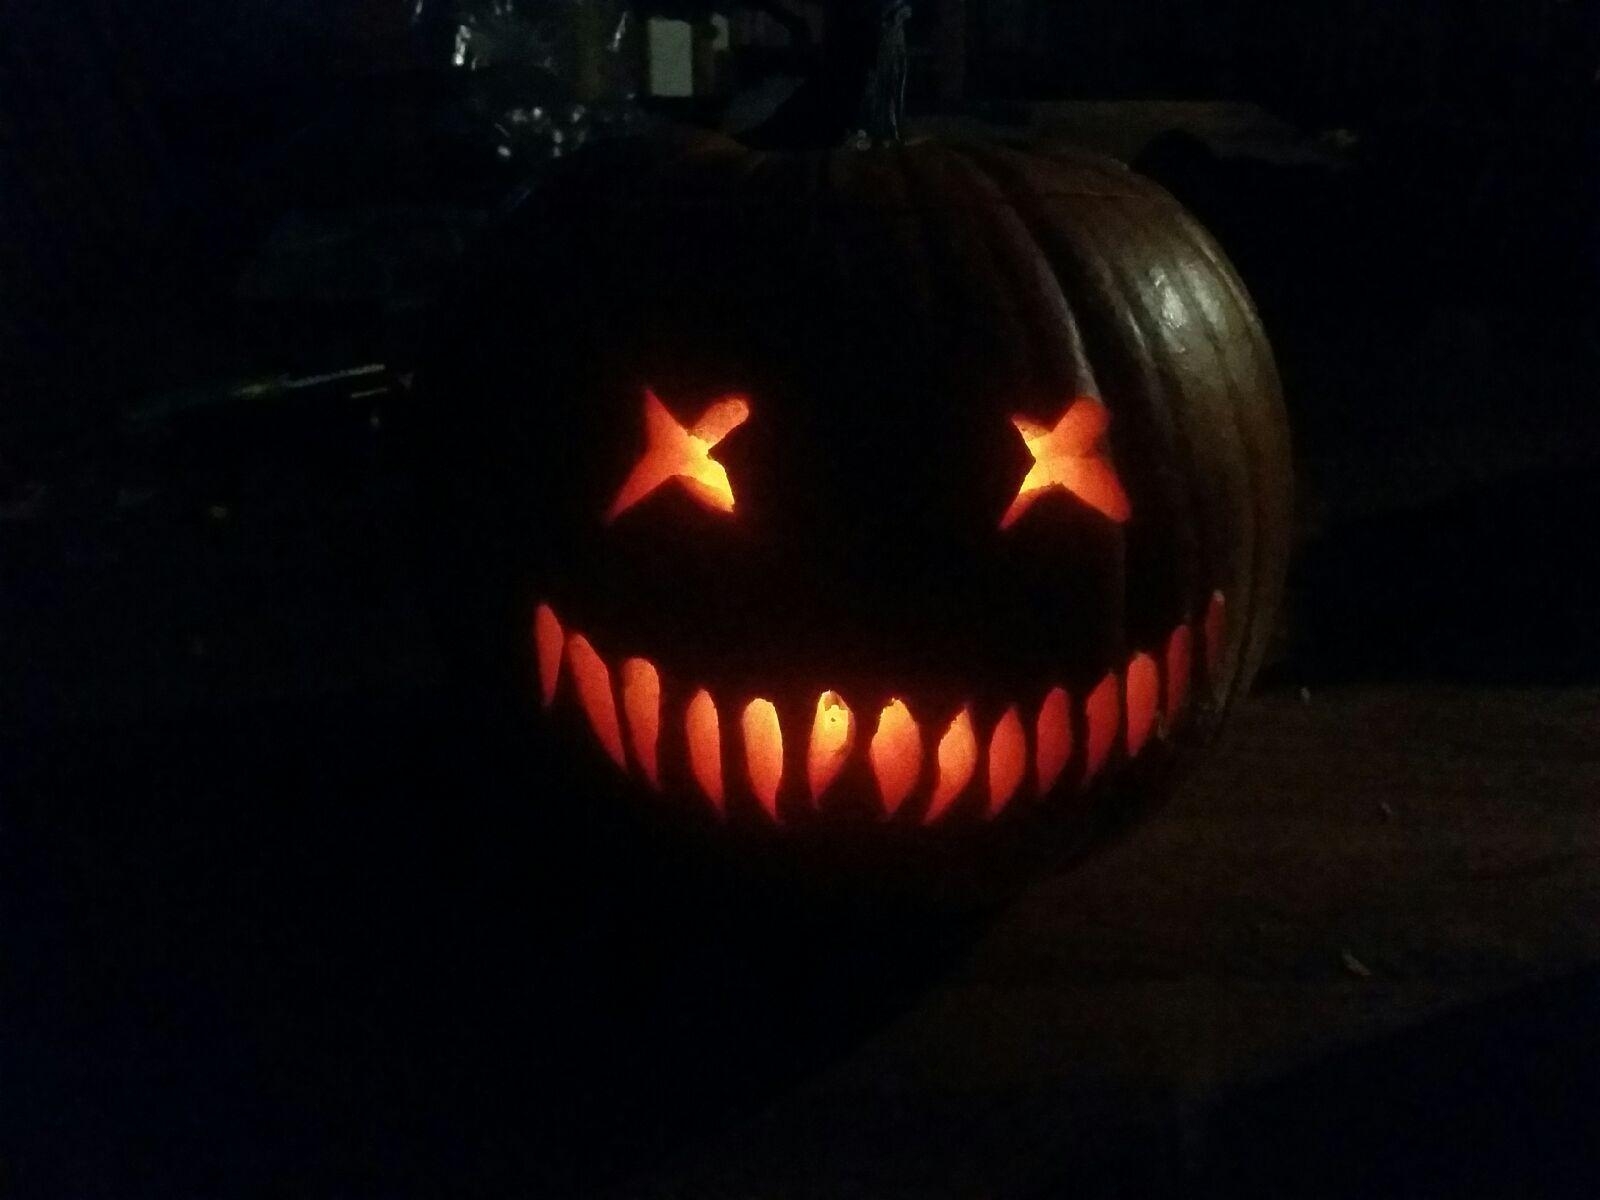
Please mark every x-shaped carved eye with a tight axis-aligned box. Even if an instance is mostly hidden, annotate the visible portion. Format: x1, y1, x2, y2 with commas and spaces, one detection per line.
1001, 396, 1131, 530
606, 388, 751, 522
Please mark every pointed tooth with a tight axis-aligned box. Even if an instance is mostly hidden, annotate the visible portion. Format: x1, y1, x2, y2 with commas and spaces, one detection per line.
741, 698, 783, 820
807, 691, 855, 804
1126, 652, 1159, 756
926, 707, 976, 824
533, 604, 564, 707
1035, 687, 1072, 794
869, 699, 922, 817
987, 705, 1026, 817
566, 634, 625, 769
1203, 590, 1227, 681
1165, 624, 1193, 723
1084, 672, 1120, 784
621, 657, 662, 787
685, 689, 724, 814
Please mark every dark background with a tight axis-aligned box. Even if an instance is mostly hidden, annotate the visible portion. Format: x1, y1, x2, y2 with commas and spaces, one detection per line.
3, 2, 1598, 1196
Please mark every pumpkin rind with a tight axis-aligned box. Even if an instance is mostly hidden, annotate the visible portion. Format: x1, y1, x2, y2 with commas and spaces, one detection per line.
414, 128, 1291, 892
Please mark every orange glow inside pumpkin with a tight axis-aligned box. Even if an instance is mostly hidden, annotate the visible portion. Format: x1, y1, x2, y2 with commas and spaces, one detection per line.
567, 634, 626, 768
685, 688, 724, 813
1126, 652, 1159, 755
1165, 624, 1192, 720
621, 657, 662, 787
807, 691, 856, 803
1001, 397, 1132, 530
1085, 671, 1121, 783
987, 705, 1027, 815
1035, 686, 1072, 793
869, 699, 922, 816
533, 596, 1224, 824
607, 389, 750, 521
926, 708, 977, 823
741, 698, 784, 819
534, 604, 564, 707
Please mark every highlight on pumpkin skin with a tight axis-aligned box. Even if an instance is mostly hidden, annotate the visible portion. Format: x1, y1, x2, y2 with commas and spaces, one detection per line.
1035, 686, 1073, 794
741, 698, 784, 820
987, 706, 1027, 816
620, 657, 662, 787
566, 634, 626, 769
869, 699, 923, 817
606, 389, 750, 521
685, 688, 725, 814
1126, 652, 1160, 756
1001, 397, 1132, 530
1165, 624, 1193, 722
925, 708, 977, 824
807, 691, 856, 803
1084, 671, 1121, 783
534, 604, 564, 708
1203, 590, 1228, 681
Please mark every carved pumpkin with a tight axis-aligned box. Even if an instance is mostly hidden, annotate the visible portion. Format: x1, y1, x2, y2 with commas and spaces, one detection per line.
419, 129, 1291, 891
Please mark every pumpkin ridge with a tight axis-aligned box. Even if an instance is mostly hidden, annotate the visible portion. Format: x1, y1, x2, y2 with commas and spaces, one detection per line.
1161, 208, 1294, 695
887, 143, 1128, 681
934, 143, 1103, 407
1053, 187, 1256, 679
1040, 181, 1260, 672
955, 147, 1212, 665
1158, 217, 1280, 710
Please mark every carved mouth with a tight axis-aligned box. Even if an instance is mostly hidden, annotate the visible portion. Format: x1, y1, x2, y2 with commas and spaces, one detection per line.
532, 594, 1226, 826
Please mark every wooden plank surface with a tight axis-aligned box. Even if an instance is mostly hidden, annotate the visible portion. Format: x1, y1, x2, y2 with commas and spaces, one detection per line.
623, 684, 1600, 1197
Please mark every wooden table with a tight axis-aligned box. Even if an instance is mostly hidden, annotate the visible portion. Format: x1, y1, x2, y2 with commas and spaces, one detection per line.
622, 684, 1600, 1198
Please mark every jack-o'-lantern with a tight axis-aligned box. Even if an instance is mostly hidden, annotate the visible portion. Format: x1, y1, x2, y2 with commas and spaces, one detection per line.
416, 125, 1291, 897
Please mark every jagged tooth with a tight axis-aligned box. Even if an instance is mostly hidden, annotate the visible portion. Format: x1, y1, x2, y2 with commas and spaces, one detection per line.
621, 657, 662, 787
566, 633, 626, 769
988, 705, 1026, 816
869, 699, 922, 817
1203, 590, 1227, 680
1165, 624, 1193, 723
741, 698, 783, 821
685, 688, 725, 815
1036, 687, 1072, 794
807, 691, 856, 804
925, 707, 977, 824
1084, 672, 1121, 784
534, 604, 564, 707
1126, 652, 1159, 756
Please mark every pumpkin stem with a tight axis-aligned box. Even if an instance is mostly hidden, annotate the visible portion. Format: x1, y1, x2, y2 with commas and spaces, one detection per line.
854, 0, 912, 145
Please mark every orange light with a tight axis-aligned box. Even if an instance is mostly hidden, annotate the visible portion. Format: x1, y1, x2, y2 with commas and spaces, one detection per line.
566, 634, 626, 769
869, 699, 922, 817
685, 689, 724, 814
741, 698, 783, 820
1035, 686, 1072, 793
1001, 397, 1131, 530
621, 657, 662, 787
1165, 624, 1192, 721
926, 708, 976, 823
534, 604, 564, 707
807, 691, 856, 803
606, 389, 750, 521
1085, 671, 1120, 783
1204, 590, 1227, 678
1126, 652, 1159, 755
988, 706, 1026, 815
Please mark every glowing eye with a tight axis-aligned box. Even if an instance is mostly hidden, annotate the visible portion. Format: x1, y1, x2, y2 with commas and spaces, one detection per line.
606, 388, 750, 521
1001, 396, 1131, 530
